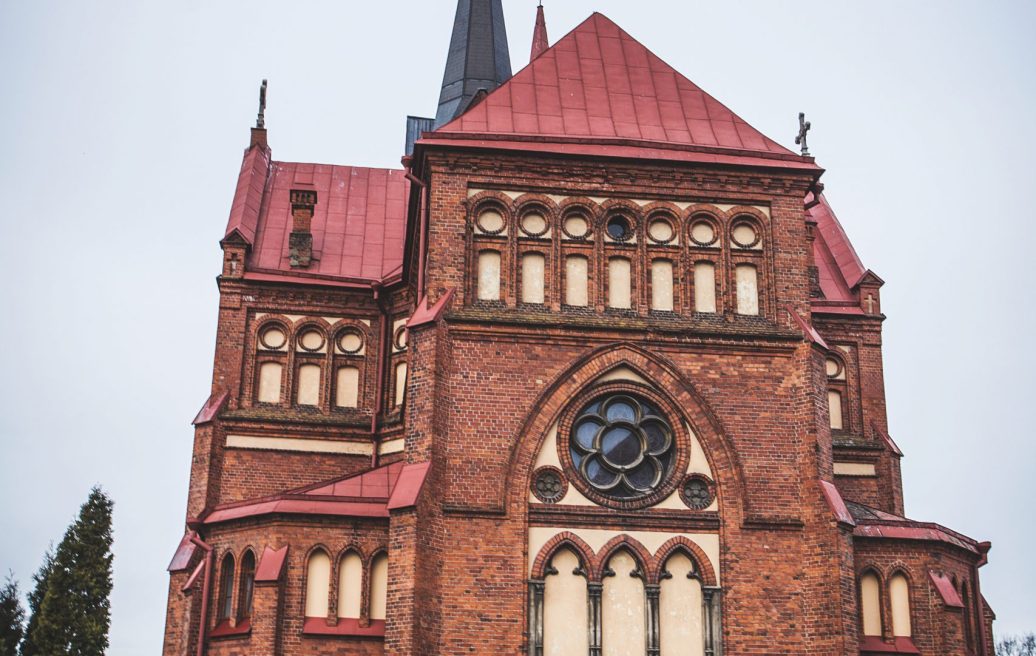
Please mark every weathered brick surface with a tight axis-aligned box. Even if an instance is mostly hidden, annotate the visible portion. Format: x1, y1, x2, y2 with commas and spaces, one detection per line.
163, 146, 993, 655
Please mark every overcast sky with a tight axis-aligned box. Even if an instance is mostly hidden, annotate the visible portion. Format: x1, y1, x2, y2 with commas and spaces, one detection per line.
1, 0, 1033, 652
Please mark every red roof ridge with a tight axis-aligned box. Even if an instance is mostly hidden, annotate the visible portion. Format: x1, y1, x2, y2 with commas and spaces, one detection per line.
426, 12, 809, 167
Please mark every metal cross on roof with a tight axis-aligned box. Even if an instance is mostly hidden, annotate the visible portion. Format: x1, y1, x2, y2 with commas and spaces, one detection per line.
796, 112, 811, 157
256, 79, 268, 129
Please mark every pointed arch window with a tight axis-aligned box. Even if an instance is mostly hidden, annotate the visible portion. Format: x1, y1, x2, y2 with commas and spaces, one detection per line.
238, 550, 255, 621
859, 572, 882, 636
369, 553, 389, 622
337, 551, 363, 620
305, 549, 331, 619
889, 573, 912, 637
218, 554, 235, 621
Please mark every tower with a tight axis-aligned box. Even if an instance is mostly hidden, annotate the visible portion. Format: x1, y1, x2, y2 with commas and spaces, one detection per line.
162, 4, 995, 655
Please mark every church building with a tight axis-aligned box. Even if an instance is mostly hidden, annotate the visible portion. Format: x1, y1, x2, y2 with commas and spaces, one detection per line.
162, 2, 996, 654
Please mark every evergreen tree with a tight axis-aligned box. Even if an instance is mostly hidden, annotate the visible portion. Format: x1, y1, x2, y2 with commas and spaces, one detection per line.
0, 574, 24, 656
27, 487, 114, 656
19, 548, 54, 656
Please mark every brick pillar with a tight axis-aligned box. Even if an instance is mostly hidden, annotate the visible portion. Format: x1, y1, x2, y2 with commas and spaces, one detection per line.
289, 188, 317, 268
250, 579, 284, 654
162, 572, 201, 656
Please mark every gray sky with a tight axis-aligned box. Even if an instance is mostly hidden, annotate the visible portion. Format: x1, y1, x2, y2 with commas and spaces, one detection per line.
1, 1, 1033, 652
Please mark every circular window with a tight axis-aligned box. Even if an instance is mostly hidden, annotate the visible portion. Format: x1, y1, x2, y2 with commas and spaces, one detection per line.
689, 220, 717, 246
606, 215, 634, 242
680, 475, 715, 510
475, 208, 506, 235
520, 211, 549, 237
531, 467, 567, 504
298, 329, 325, 352
825, 357, 843, 378
562, 213, 591, 239
731, 221, 761, 248
337, 329, 364, 354
648, 218, 675, 244
569, 393, 676, 500
394, 325, 408, 351
259, 325, 287, 350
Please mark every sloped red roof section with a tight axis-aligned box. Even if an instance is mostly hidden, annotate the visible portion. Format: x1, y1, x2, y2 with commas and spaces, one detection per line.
223, 146, 410, 285
809, 193, 867, 306
429, 13, 812, 168
198, 461, 429, 525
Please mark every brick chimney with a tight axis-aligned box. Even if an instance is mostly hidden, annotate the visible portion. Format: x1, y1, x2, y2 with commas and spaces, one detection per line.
289, 186, 317, 268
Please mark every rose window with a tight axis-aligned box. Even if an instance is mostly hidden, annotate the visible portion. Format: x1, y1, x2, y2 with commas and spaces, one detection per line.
569, 394, 676, 500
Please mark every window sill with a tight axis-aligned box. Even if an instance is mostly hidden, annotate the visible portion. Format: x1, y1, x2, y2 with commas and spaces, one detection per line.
859, 636, 920, 654
210, 619, 251, 640
302, 617, 385, 638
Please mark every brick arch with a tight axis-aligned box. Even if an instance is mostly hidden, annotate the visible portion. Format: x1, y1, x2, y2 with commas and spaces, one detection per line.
505, 342, 748, 521
513, 193, 560, 216
465, 190, 514, 216
595, 535, 653, 583
531, 532, 597, 580
651, 537, 718, 587
597, 198, 643, 227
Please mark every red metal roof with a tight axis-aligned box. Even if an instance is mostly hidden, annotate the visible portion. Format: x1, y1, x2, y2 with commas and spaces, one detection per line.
929, 571, 965, 608
199, 460, 429, 525
809, 192, 868, 307
847, 501, 981, 555
819, 480, 855, 527
224, 148, 410, 285
255, 545, 288, 583
428, 13, 814, 169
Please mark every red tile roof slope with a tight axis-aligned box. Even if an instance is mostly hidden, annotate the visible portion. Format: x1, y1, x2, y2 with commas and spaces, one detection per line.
430, 13, 812, 168
198, 460, 430, 525
224, 146, 409, 285
809, 192, 867, 302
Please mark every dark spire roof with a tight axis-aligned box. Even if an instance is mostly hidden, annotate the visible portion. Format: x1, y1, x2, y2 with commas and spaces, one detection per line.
530, 3, 549, 61
434, 0, 512, 128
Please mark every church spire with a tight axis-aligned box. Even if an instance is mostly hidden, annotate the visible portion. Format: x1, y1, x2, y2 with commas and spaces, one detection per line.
530, 2, 549, 61
434, 0, 512, 128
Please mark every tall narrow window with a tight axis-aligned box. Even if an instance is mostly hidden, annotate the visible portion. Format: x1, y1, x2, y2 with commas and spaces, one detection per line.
651, 259, 674, 311
335, 366, 360, 408
477, 250, 501, 301
337, 551, 363, 620
394, 363, 407, 408
659, 552, 704, 656
735, 264, 759, 315
889, 574, 912, 637
218, 554, 235, 621
694, 262, 716, 313
828, 390, 844, 430
296, 364, 321, 406
543, 549, 589, 655
961, 581, 975, 650
238, 551, 255, 621
602, 550, 646, 656
565, 255, 589, 306
257, 362, 283, 404
305, 550, 331, 618
860, 572, 882, 636
521, 253, 546, 304
608, 257, 631, 309
369, 553, 389, 621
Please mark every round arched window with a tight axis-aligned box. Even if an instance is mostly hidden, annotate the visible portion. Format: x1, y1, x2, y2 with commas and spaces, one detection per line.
568, 393, 676, 500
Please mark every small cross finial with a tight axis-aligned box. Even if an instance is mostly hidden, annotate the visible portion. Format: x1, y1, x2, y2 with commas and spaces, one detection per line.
256, 79, 268, 129
795, 112, 811, 157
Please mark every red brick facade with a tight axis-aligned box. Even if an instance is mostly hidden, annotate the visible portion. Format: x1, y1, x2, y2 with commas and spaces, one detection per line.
162, 6, 994, 656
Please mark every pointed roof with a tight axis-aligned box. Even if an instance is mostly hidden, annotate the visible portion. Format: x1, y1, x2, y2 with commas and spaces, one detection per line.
424, 13, 816, 169
530, 4, 549, 61
434, 0, 513, 128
